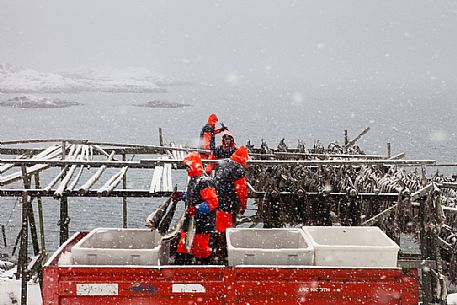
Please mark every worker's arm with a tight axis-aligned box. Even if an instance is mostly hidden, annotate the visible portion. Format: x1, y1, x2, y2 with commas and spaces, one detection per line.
234, 177, 248, 210
200, 187, 218, 211
205, 153, 216, 174
201, 132, 212, 150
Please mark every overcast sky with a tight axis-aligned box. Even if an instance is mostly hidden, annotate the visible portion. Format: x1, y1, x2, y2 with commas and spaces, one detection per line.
1, 0, 456, 87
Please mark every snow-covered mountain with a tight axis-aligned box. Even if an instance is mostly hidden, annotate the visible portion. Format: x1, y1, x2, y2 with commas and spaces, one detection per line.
0, 64, 179, 93
0, 95, 80, 108
0, 64, 81, 93
60, 66, 168, 92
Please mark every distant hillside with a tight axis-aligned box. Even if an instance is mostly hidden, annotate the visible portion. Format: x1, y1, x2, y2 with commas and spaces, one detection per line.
0, 64, 185, 93
0, 95, 81, 108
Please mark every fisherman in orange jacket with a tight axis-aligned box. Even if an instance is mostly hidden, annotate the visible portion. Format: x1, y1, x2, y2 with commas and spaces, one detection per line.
214, 146, 249, 233
211, 146, 249, 263
175, 152, 219, 265
199, 113, 228, 156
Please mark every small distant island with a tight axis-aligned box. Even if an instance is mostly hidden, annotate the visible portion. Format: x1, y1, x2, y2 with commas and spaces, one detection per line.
0, 95, 81, 109
133, 100, 191, 109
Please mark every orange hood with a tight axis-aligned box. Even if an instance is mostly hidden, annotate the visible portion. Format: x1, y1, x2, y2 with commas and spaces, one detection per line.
182, 152, 205, 177
231, 146, 248, 167
207, 113, 218, 127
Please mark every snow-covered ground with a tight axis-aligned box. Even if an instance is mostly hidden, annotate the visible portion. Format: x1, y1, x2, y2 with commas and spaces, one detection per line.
0, 278, 42, 305
450, 293, 457, 305
0, 64, 182, 93
0, 260, 41, 305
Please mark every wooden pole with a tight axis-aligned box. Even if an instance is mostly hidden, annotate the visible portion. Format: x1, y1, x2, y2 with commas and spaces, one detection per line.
61, 141, 66, 160
344, 129, 348, 146
60, 141, 69, 244
159, 128, 164, 146
27, 201, 39, 257
11, 229, 22, 257
1, 224, 6, 247
345, 127, 370, 148
18, 165, 30, 305
59, 196, 69, 245
419, 192, 433, 304
19, 189, 28, 305
21, 166, 39, 256
387, 143, 391, 159
123, 154, 128, 228
34, 173, 46, 253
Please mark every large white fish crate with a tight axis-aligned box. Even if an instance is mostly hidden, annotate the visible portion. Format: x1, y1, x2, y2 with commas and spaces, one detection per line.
226, 228, 314, 266
71, 228, 165, 266
302, 226, 399, 267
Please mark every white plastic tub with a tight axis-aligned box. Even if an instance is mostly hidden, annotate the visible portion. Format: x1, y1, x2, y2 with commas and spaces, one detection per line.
71, 228, 165, 266
302, 226, 399, 267
226, 228, 314, 266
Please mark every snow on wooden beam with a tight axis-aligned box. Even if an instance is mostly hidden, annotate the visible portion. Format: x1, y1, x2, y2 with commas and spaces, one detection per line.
411, 202, 457, 214
44, 166, 69, 192
270, 152, 386, 159
92, 145, 118, 161
97, 166, 129, 195
66, 145, 91, 192
362, 203, 398, 226
0, 145, 64, 186
97, 164, 129, 195
344, 127, 370, 148
162, 163, 173, 192
0, 154, 27, 174
440, 182, 457, 189
410, 184, 433, 201
79, 151, 115, 193
150, 166, 164, 193
0, 139, 88, 145
388, 152, 406, 160
0, 189, 176, 198
54, 145, 83, 197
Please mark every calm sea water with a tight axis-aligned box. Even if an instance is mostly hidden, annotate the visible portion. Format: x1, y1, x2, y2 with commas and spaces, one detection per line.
1, 83, 456, 252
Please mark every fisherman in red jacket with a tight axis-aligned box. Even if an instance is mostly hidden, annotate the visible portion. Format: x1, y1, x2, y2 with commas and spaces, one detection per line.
199, 113, 227, 156
175, 152, 219, 265
214, 146, 249, 233
211, 146, 248, 263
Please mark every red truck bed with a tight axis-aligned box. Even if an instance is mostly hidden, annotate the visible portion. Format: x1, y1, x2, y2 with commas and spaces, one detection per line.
43, 232, 419, 305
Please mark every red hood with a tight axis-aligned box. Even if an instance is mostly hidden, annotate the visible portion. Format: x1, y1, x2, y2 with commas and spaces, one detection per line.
231, 146, 248, 167
182, 152, 205, 177
207, 113, 218, 127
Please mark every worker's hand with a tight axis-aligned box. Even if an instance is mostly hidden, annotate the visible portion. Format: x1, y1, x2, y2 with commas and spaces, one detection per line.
196, 201, 210, 215
239, 209, 245, 216
171, 192, 183, 202
187, 206, 197, 216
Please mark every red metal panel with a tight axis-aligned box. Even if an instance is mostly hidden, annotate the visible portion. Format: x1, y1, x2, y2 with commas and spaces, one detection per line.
55, 267, 226, 305
42, 267, 60, 305
225, 267, 418, 305
43, 232, 419, 305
